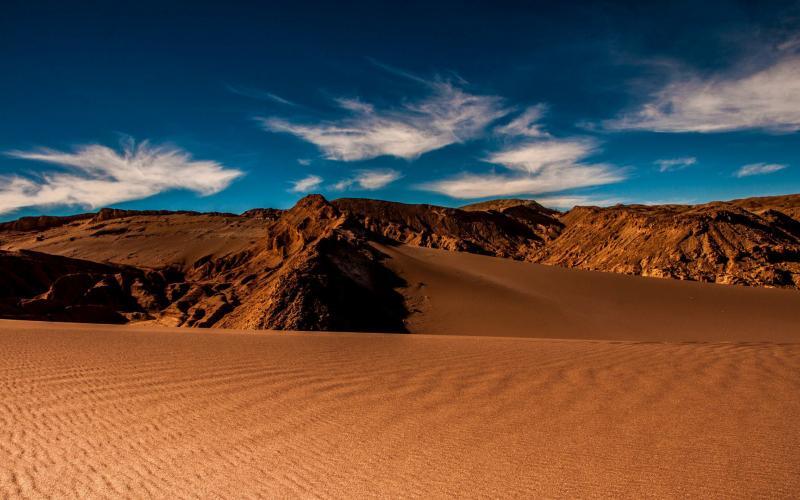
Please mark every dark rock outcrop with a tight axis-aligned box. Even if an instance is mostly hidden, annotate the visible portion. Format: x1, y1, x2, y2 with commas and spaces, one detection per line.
0, 213, 94, 233
214, 195, 407, 331
0, 192, 798, 331
535, 202, 800, 288
0, 250, 179, 323
332, 198, 562, 259
240, 208, 284, 221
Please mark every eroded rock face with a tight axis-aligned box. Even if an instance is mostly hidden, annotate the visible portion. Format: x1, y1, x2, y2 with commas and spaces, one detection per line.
92, 208, 238, 222
729, 194, 800, 220
333, 198, 562, 259
213, 195, 407, 331
333, 196, 800, 289
0, 197, 409, 331
240, 208, 283, 221
0, 250, 178, 323
535, 202, 800, 288
0, 213, 93, 233
0, 193, 798, 330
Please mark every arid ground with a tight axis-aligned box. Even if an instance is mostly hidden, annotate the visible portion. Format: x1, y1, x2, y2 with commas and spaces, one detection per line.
2, 244, 799, 498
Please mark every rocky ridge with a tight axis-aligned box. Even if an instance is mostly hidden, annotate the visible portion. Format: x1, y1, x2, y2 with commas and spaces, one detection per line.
537, 202, 800, 287
0, 192, 798, 329
0, 196, 406, 330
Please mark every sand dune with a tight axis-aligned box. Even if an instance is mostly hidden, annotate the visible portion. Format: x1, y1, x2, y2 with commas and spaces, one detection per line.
381, 243, 800, 341
1, 319, 799, 498
2, 236, 798, 497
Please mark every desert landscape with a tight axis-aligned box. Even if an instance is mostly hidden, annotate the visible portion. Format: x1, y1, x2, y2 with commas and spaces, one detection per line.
3, 2, 800, 496
1, 320, 798, 498
2, 193, 798, 330
1, 194, 799, 497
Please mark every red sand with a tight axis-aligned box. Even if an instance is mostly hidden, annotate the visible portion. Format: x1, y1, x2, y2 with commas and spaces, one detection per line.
2, 245, 799, 497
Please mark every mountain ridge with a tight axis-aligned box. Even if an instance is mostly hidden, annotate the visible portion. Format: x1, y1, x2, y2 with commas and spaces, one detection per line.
1, 193, 797, 329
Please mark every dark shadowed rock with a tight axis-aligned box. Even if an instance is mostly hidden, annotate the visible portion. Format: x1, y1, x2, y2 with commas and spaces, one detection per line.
0, 192, 798, 331
332, 197, 561, 258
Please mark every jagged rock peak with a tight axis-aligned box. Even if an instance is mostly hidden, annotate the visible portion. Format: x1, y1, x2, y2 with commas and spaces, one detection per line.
291, 194, 335, 212
279, 194, 340, 225
240, 208, 283, 220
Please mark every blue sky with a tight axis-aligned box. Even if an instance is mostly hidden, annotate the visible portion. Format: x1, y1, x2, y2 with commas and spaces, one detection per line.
1, 0, 799, 220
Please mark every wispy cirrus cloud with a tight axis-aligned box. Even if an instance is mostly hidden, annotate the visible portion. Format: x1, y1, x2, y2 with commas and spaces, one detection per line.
420, 164, 623, 199
655, 157, 697, 172
494, 104, 549, 138
486, 138, 598, 173
331, 169, 402, 191
227, 84, 297, 106
261, 81, 508, 161
734, 162, 787, 177
420, 137, 625, 199
289, 174, 324, 193
605, 53, 800, 133
1, 141, 243, 214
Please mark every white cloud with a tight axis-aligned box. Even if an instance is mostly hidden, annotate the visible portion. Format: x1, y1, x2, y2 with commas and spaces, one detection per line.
331, 169, 402, 191
227, 85, 296, 106
734, 163, 787, 177
354, 169, 402, 190
1, 141, 243, 215
289, 174, 323, 193
486, 139, 597, 173
606, 54, 800, 132
494, 104, 549, 137
297, 158, 312, 166
419, 165, 623, 199
261, 81, 508, 161
655, 156, 697, 172
420, 137, 624, 199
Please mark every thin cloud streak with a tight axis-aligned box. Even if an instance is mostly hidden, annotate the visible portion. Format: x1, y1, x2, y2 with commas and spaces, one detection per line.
419, 164, 624, 199
227, 84, 297, 106
655, 157, 697, 172
289, 174, 324, 193
2, 141, 243, 214
494, 104, 549, 138
605, 54, 800, 133
261, 81, 508, 161
486, 139, 597, 173
420, 136, 625, 199
331, 169, 402, 191
365, 57, 432, 85
734, 163, 788, 177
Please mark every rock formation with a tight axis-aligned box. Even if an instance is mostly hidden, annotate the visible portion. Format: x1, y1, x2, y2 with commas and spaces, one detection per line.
536, 202, 800, 288
0, 196, 407, 330
333, 197, 561, 259
1, 192, 797, 329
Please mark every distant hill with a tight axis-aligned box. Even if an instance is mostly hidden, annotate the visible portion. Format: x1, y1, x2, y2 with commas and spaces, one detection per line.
1, 192, 798, 329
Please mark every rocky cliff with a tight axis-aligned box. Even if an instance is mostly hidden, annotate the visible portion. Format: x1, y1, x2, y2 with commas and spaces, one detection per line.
1, 192, 797, 329
0, 196, 407, 330
537, 202, 800, 288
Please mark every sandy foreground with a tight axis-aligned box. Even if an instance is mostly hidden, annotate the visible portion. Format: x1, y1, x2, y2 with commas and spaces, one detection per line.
1, 318, 799, 498
2, 244, 800, 498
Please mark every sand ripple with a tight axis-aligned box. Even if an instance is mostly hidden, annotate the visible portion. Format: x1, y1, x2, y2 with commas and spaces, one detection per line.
1, 321, 799, 498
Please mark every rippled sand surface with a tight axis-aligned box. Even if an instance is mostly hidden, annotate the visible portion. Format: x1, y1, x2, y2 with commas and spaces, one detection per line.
2, 320, 799, 498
